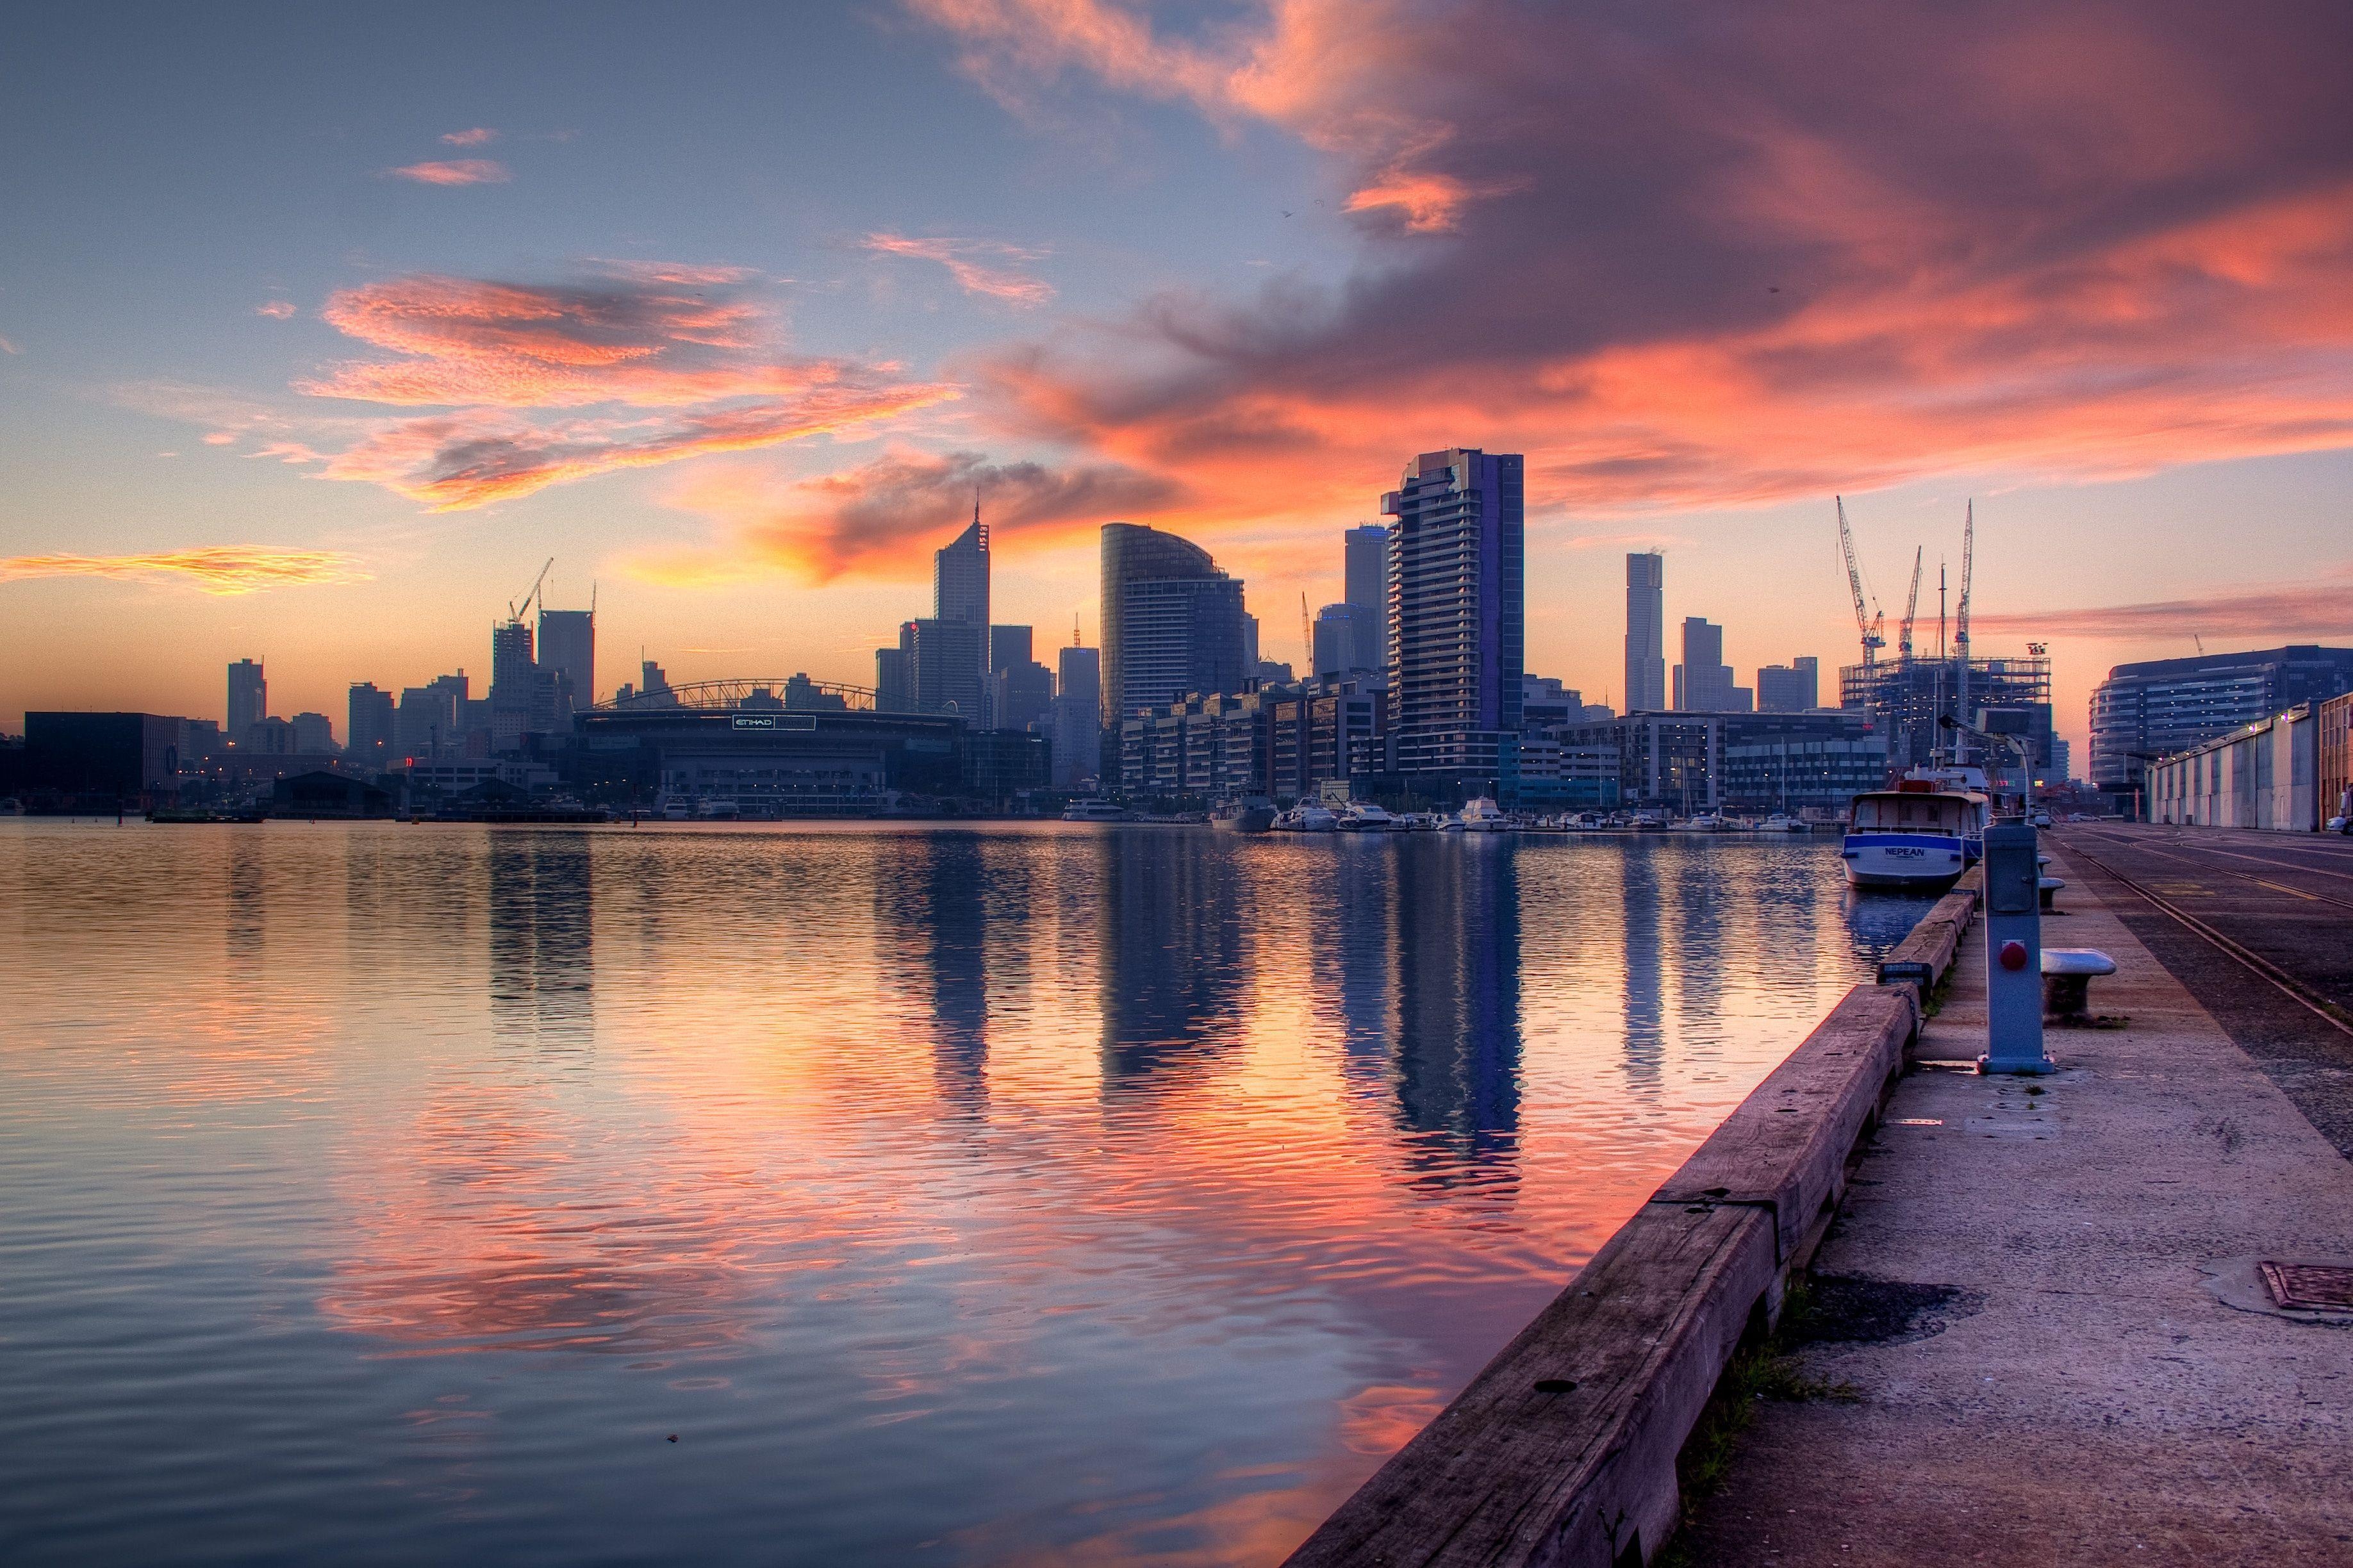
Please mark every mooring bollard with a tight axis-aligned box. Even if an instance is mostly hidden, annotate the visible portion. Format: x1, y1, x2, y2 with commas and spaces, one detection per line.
1979, 822, 2056, 1074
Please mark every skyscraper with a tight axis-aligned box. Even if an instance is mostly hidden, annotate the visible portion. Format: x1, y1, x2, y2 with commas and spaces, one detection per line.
1673, 617, 1743, 711
1314, 602, 1375, 675
1100, 523, 1244, 720
1383, 449, 1524, 791
227, 659, 266, 739
1052, 643, 1103, 790
929, 510, 991, 724
1344, 524, 1391, 672
538, 605, 596, 719
1624, 554, 1664, 713
489, 619, 536, 752
347, 682, 395, 766
989, 624, 1030, 676
1756, 656, 1820, 713
875, 642, 913, 713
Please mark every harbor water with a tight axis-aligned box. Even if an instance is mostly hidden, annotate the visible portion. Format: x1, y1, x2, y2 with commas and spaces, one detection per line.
0, 821, 1935, 1565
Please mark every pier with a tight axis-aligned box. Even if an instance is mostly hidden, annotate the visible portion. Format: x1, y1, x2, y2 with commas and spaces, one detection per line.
1286, 832, 2353, 1565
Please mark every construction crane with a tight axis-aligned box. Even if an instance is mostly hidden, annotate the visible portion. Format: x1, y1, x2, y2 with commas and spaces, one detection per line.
1300, 591, 1313, 668
508, 556, 554, 623
1835, 497, 1885, 670
1954, 502, 1974, 761
1897, 546, 1924, 658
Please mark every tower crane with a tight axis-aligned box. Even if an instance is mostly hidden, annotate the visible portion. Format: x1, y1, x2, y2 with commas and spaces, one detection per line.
1835, 497, 1885, 670
1954, 502, 1974, 761
1897, 546, 1923, 659
508, 556, 554, 623
1301, 592, 1313, 668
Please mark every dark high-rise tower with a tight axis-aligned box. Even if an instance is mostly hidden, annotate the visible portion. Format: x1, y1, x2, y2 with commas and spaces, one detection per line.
1383, 449, 1524, 793
227, 659, 266, 739
1344, 524, 1391, 672
935, 508, 990, 628
929, 508, 991, 723
538, 605, 596, 719
1624, 553, 1665, 713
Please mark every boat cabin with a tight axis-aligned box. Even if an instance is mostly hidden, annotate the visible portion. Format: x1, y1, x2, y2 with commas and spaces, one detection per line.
1850, 787, 1975, 833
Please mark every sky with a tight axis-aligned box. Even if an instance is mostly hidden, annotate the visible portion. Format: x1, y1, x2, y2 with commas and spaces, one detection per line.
3, 0, 2351, 762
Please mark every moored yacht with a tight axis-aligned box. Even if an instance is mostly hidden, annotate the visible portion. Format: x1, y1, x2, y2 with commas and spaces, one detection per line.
1337, 802, 1400, 832
1209, 796, 1276, 834
1061, 798, 1133, 822
1840, 779, 1985, 890
1457, 797, 1510, 833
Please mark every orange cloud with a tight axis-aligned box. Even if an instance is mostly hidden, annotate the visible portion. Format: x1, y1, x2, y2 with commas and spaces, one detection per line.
294, 269, 956, 509
1970, 565, 2353, 640
864, 233, 1054, 304
912, 0, 2353, 545
385, 158, 509, 185
650, 446, 1182, 582
0, 547, 365, 594
440, 127, 498, 146
254, 300, 297, 320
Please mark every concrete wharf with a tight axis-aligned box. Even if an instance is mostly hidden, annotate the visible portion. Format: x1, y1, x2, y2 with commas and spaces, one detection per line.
1285, 830, 2353, 1566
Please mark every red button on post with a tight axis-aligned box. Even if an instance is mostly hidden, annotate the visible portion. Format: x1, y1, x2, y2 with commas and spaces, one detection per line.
1999, 939, 2029, 971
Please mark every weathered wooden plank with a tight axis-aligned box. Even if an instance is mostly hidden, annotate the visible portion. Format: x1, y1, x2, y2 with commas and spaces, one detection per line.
1651, 985, 1915, 1259
1874, 886, 1979, 993
1283, 1203, 1776, 1568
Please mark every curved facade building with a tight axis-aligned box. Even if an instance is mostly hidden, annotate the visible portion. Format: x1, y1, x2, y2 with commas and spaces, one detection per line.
1100, 523, 1228, 722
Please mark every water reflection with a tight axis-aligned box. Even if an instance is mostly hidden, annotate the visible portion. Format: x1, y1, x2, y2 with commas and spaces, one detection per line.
0, 821, 1920, 1568
487, 834, 594, 1050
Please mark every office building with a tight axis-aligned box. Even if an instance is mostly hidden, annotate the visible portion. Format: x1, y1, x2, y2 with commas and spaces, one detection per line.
1241, 612, 1260, 672
875, 644, 913, 713
227, 659, 267, 738
993, 658, 1055, 734
24, 712, 186, 807
1624, 554, 1665, 713
290, 712, 335, 754
1314, 602, 1376, 676
1101, 522, 1241, 722
1119, 575, 1247, 714
1344, 523, 1391, 672
935, 510, 990, 627
907, 617, 988, 720
538, 606, 596, 718
1756, 656, 1820, 713
1383, 448, 1524, 793
348, 683, 395, 768
2089, 645, 2353, 798
488, 619, 537, 751
1672, 617, 1747, 711
1052, 645, 1102, 790
395, 673, 468, 760
1561, 709, 1887, 814
989, 624, 1030, 676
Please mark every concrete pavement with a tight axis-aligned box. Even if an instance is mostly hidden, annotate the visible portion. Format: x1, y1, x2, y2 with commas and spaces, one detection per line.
1678, 843, 2353, 1565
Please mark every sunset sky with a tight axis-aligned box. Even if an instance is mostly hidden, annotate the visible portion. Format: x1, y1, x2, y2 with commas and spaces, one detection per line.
4, 0, 2350, 758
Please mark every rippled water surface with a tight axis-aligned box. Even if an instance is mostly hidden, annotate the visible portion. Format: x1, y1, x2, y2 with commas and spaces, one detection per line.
0, 820, 1931, 1565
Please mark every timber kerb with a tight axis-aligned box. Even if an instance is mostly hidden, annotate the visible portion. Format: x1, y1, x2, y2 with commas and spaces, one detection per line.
1284, 966, 1943, 1567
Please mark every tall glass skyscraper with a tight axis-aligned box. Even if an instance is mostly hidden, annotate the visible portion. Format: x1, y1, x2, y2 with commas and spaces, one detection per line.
927, 509, 991, 723
1382, 449, 1524, 793
1343, 523, 1391, 673
227, 658, 266, 739
1100, 523, 1244, 721
1624, 553, 1665, 713
538, 606, 595, 718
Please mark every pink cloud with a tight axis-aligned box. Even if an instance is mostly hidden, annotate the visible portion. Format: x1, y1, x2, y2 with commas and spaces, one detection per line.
1972, 567, 2353, 640
440, 127, 498, 147
863, 233, 1054, 305
385, 158, 510, 186
294, 268, 955, 509
254, 301, 297, 320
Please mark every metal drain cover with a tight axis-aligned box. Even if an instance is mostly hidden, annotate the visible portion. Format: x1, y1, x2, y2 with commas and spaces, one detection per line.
2259, 1262, 2353, 1312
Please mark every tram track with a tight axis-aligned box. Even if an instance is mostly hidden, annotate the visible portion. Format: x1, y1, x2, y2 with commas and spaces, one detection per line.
2070, 829, 2353, 912
2056, 834, 2353, 1037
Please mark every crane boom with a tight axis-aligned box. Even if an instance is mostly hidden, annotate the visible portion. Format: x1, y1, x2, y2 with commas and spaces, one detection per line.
1955, 502, 1974, 762
1300, 592, 1312, 668
509, 556, 554, 622
1898, 546, 1923, 657
1835, 497, 1885, 668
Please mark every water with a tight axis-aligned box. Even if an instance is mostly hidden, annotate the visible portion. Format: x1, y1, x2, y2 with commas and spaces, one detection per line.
0, 820, 1933, 1565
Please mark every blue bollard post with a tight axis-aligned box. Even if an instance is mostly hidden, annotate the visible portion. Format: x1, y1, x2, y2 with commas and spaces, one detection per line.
1979, 821, 2054, 1073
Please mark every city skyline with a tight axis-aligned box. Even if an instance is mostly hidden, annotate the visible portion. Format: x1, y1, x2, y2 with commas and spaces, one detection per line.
7, 4, 2353, 762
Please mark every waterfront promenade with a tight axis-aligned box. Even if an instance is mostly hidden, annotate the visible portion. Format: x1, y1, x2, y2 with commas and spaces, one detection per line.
1681, 839, 2353, 1564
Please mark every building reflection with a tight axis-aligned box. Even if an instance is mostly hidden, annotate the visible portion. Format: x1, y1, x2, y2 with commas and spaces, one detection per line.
1326, 843, 1399, 1096
1620, 840, 1667, 1093
486, 832, 594, 1051
1096, 830, 1248, 1091
1391, 838, 1521, 1180
226, 831, 267, 964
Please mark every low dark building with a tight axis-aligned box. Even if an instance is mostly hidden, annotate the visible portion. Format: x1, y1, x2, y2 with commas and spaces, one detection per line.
574, 704, 977, 814
24, 712, 184, 808
271, 770, 393, 818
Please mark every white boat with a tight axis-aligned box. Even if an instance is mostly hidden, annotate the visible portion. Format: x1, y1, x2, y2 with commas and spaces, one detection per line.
1210, 797, 1276, 834
1840, 780, 1986, 890
1337, 802, 1400, 832
1630, 810, 1667, 832
658, 797, 695, 821
1458, 797, 1510, 833
1679, 812, 1730, 832
695, 798, 742, 820
1062, 798, 1133, 822
1759, 813, 1807, 832
1284, 802, 1339, 832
